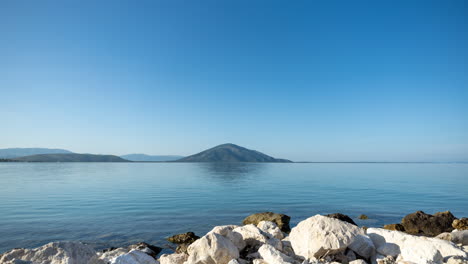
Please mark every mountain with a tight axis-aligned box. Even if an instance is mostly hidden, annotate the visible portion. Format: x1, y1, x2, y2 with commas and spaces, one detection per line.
0, 148, 73, 159
13, 153, 129, 162
176, 143, 291, 163
121, 154, 184, 162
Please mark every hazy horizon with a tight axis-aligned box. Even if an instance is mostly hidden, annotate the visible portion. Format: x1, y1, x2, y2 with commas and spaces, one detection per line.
2, 0, 467, 162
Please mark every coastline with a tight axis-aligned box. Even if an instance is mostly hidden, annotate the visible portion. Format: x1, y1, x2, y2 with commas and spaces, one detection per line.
1, 211, 467, 264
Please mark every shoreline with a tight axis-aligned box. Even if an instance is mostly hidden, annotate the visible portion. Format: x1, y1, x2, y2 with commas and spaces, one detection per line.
1, 211, 467, 264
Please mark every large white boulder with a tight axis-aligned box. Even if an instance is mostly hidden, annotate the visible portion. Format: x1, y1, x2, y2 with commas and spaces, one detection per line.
436, 231, 468, 246
112, 250, 159, 264
257, 221, 284, 240
0, 241, 103, 264
289, 214, 364, 259
159, 253, 188, 264
367, 228, 468, 263
257, 244, 294, 264
185, 233, 239, 264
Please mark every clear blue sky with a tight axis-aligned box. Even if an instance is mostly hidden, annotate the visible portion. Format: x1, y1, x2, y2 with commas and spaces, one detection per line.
1, 0, 467, 161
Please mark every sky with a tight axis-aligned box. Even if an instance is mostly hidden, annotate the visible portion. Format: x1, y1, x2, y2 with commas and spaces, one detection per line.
1, 0, 467, 161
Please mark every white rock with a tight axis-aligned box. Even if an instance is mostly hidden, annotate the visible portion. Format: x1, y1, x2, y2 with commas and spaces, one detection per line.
375, 243, 400, 258
436, 231, 468, 246
350, 260, 368, 264
267, 238, 283, 251
232, 225, 268, 247
367, 228, 467, 264
289, 214, 364, 259
227, 259, 240, 264
257, 221, 284, 240
348, 235, 375, 258
209, 225, 245, 251
99, 248, 129, 263
185, 233, 239, 264
112, 250, 159, 264
252, 259, 268, 264
159, 253, 188, 264
0, 241, 103, 264
257, 244, 294, 264
445, 256, 468, 264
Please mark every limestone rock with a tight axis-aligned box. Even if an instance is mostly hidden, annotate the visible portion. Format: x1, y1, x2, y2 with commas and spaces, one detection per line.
185, 233, 239, 264
401, 211, 456, 236
257, 244, 294, 264
243, 212, 291, 233
436, 230, 468, 245
257, 221, 284, 240
129, 242, 162, 259
208, 225, 245, 251
383, 224, 405, 232
289, 214, 364, 259
0, 241, 103, 264
350, 260, 368, 264
232, 225, 268, 247
367, 228, 467, 263
159, 253, 188, 264
453, 218, 468, 231
347, 234, 375, 258
112, 250, 159, 264
325, 213, 357, 226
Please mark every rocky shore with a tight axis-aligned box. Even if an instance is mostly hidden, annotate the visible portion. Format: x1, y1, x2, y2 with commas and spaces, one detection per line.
1, 211, 467, 264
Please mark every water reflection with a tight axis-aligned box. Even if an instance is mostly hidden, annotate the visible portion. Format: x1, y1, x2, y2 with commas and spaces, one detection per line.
196, 162, 266, 183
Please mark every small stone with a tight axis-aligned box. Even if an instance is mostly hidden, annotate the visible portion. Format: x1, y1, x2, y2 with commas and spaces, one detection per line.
453, 218, 468, 230
167, 232, 200, 244
242, 212, 291, 233
359, 214, 369, 220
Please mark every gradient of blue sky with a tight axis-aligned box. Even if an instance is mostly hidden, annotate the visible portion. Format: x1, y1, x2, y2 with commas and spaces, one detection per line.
1, 0, 467, 161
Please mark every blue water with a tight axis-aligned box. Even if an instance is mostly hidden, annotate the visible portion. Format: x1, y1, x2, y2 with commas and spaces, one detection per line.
0, 162, 467, 253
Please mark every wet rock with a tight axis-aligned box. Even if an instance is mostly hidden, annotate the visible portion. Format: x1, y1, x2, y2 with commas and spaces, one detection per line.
129, 242, 162, 259
367, 228, 467, 263
359, 215, 369, 220
159, 253, 188, 264
401, 210, 456, 236
453, 218, 468, 231
326, 213, 357, 226
382, 224, 405, 232
185, 233, 239, 264
289, 214, 364, 259
0, 241, 103, 264
176, 244, 190, 254
242, 212, 291, 233
168, 232, 200, 245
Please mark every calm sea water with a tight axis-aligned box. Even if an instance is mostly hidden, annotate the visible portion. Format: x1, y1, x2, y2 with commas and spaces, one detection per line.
0, 162, 467, 253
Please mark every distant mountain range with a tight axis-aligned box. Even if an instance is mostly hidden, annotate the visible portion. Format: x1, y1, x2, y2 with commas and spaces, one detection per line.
14, 153, 129, 162
0, 148, 73, 159
176, 143, 291, 163
121, 154, 184, 162
0, 144, 291, 163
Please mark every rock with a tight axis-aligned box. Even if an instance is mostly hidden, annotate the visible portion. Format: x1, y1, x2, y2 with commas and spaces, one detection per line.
243, 212, 291, 233
0, 241, 103, 264
257, 244, 294, 264
208, 225, 245, 251
453, 218, 468, 231
257, 221, 284, 239
436, 230, 468, 245
326, 213, 357, 226
383, 224, 405, 232
345, 249, 357, 261
159, 253, 188, 264
401, 210, 456, 236
176, 244, 190, 254
289, 214, 364, 259
347, 234, 375, 259
232, 225, 268, 247
350, 260, 368, 264
227, 260, 240, 264
252, 259, 268, 264
168, 232, 200, 245
129, 242, 162, 259
445, 256, 468, 264
373, 255, 394, 264
99, 248, 130, 263
185, 233, 239, 264
359, 215, 369, 220
112, 250, 159, 264
367, 228, 467, 263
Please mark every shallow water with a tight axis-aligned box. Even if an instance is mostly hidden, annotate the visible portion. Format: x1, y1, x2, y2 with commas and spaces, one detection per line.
0, 162, 467, 253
